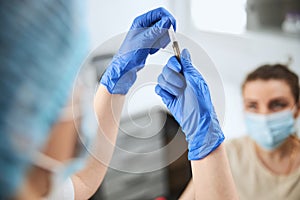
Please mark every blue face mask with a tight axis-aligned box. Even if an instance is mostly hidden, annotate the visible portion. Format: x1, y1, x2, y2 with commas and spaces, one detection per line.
245, 109, 296, 150
296, 117, 300, 139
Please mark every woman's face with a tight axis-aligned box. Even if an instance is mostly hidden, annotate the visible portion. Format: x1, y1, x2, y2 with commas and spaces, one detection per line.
243, 79, 299, 117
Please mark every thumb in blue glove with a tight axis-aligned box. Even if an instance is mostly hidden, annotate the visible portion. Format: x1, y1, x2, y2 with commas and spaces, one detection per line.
101, 7, 176, 94
155, 49, 225, 160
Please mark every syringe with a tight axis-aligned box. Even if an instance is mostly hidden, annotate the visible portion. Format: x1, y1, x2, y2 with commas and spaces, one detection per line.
168, 26, 181, 61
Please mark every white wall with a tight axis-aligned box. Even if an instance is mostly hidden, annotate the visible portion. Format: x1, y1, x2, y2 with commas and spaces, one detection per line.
87, 0, 171, 50
86, 0, 300, 139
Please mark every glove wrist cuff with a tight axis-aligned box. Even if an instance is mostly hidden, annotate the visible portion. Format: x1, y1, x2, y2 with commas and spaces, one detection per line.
188, 134, 224, 160
100, 61, 137, 94
185, 115, 225, 160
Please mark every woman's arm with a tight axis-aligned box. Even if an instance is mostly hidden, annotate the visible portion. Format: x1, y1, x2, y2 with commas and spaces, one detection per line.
156, 49, 238, 200
179, 179, 194, 200
70, 8, 176, 199
180, 144, 238, 200
71, 85, 125, 199
191, 144, 238, 200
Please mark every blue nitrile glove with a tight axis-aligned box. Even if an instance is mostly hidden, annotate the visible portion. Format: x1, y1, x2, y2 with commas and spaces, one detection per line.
100, 7, 176, 94
155, 49, 225, 160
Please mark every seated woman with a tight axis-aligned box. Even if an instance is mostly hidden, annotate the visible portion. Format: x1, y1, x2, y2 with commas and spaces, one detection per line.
181, 64, 300, 200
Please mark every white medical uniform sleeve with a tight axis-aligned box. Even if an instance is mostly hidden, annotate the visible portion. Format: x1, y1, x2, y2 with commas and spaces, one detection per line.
47, 177, 75, 200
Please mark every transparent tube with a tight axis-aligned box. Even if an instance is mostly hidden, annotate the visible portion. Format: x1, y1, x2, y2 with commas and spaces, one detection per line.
168, 25, 181, 61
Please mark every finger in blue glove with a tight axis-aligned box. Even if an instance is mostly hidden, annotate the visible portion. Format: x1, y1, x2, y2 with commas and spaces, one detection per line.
101, 7, 176, 94
155, 49, 225, 160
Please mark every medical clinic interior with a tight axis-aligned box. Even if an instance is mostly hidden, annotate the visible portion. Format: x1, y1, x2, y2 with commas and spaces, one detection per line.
0, 0, 300, 200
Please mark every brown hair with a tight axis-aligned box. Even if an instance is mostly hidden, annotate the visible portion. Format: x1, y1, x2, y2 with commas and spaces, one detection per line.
242, 64, 300, 103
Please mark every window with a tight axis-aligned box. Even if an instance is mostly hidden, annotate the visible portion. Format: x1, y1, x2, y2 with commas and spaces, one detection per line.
191, 0, 247, 34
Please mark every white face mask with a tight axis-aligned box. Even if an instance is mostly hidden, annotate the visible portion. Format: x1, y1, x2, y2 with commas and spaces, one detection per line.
34, 152, 86, 199
35, 102, 97, 198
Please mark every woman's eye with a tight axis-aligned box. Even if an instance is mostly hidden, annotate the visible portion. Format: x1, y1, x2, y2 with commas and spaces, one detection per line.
246, 104, 257, 111
269, 102, 288, 111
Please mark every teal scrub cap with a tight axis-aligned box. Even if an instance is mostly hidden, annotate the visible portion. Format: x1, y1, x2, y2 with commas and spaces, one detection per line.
0, 1, 89, 198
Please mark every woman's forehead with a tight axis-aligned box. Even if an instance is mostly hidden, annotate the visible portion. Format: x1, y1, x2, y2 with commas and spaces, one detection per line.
243, 79, 294, 101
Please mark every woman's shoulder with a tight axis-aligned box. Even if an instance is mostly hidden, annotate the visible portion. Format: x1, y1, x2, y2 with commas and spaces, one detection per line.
225, 135, 251, 148
224, 136, 258, 181
225, 136, 253, 160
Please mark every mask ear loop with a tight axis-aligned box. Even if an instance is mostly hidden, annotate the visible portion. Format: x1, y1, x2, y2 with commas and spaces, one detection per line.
296, 102, 300, 139
288, 101, 300, 173
31, 103, 84, 173
286, 134, 300, 174
32, 151, 82, 198
59, 104, 82, 122
283, 102, 300, 173
32, 152, 65, 173
290, 103, 300, 139
295, 101, 300, 120
31, 151, 82, 178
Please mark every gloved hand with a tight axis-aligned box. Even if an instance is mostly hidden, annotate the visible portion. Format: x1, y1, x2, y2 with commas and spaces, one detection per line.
155, 49, 225, 160
100, 7, 176, 94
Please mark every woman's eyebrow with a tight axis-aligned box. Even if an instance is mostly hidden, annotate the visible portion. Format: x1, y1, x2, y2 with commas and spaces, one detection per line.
267, 97, 289, 103
244, 99, 258, 103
